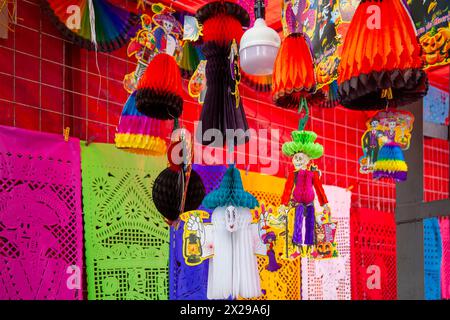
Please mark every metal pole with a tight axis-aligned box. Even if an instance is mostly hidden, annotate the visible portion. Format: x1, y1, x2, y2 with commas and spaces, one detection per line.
396, 99, 425, 300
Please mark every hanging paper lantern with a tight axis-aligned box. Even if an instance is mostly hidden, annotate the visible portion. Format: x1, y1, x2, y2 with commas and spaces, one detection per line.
238, 0, 273, 93
152, 135, 206, 224
41, 0, 140, 52
153, 166, 206, 222
272, 32, 316, 108
195, 1, 251, 147
373, 142, 408, 182
115, 92, 168, 156
239, 0, 280, 76
136, 53, 183, 120
337, 0, 428, 110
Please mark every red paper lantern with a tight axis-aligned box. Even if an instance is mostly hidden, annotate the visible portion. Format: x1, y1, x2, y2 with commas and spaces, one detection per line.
337, 0, 428, 110
136, 53, 183, 120
201, 13, 246, 44
272, 33, 316, 108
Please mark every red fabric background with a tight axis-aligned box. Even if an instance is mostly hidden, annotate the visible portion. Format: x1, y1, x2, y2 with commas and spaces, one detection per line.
0, 0, 448, 215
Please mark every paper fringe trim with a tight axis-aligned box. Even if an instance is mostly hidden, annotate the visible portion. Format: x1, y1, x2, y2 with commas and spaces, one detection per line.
373, 142, 408, 181
373, 170, 407, 181
115, 133, 167, 156
135, 88, 183, 120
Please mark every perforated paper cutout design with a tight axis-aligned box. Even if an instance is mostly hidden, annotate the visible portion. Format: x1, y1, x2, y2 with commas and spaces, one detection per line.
424, 217, 442, 300
240, 171, 301, 300
81, 143, 168, 300
351, 208, 397, 300
0, 125, 83, 300
439, 217, 450, 299
424, 85, 449, 125
301, 185, 351, 300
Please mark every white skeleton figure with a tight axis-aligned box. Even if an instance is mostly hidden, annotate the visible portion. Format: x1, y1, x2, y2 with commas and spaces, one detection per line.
186, 205, 266, 299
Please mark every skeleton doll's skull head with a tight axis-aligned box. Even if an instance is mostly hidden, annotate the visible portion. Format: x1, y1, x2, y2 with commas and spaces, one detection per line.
292, 152, 311, 170
163, 20, 174, 33
225, 205, 239, 232
388, 120, 397, 130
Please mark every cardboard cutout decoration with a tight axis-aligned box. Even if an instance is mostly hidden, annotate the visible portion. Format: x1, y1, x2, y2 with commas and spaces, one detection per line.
183, 15, 203, 41
281, 0, 358, 90
188, 60, 207, 104
123, 15, 157, 94
180, 210, 213, 266
359, 110, 414, 176
152, 12, 183, 57
255, 204, 282, 272
311, 207, 339, 260
408, 0, 449, 68
123, 5, 183, 94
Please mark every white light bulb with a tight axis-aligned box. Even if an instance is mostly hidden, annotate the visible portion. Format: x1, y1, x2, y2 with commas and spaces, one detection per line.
239, 18, 281, 76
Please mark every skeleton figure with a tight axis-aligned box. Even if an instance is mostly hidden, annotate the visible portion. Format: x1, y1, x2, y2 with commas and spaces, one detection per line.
281, 129, 329, 258
281, 151, 329, 247
383, 118, 398, 143
124, 15, 157, 93
126, 269, 148, 300
362, 118, 382, 167
152, 13, 182, 57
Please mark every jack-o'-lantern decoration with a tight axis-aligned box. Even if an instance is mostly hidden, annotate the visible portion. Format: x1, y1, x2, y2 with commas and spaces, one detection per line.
312, 241, 338, 259
316, 56, 338, 86
420, 27, 450, 67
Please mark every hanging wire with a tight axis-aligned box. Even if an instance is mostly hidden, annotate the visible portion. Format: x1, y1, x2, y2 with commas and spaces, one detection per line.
87, 0, 103, 112
227, 139, 235, 166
